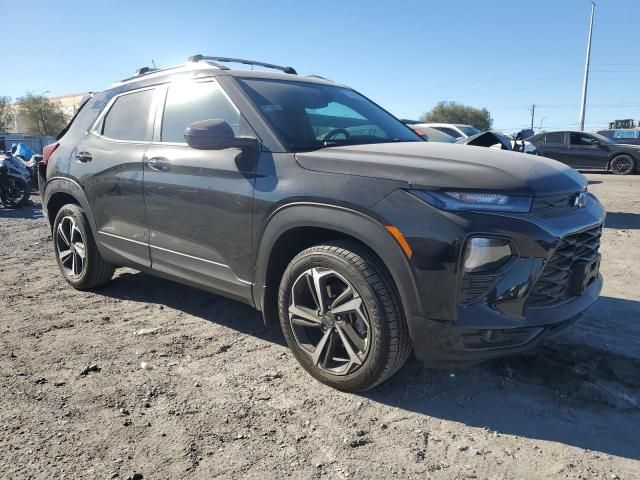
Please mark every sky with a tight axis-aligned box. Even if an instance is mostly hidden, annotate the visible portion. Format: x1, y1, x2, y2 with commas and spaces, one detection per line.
2, 0, 639, 133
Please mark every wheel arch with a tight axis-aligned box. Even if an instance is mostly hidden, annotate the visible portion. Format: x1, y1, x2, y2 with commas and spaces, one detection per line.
43, 177, 98, 235
253, 203, 425, 331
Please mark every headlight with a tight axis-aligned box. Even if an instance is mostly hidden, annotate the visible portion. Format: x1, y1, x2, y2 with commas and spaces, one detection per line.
463, 237, 512, 272
411, 190, 532, 213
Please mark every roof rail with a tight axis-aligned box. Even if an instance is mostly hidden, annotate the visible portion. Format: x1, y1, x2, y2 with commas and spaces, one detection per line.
187, 55, 297, 75
134, 66, 157, 77
307, 74, 334, 82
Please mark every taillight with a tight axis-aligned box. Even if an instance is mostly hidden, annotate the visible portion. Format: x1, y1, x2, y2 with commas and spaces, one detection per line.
42, 142, 60, 166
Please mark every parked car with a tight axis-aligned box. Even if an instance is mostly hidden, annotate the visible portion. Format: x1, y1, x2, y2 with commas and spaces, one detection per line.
405, 124, 456, 143
40, 55, 605, 392
596, 129, 640, 146
412, 122, 480, 140
528, 130, 638, 175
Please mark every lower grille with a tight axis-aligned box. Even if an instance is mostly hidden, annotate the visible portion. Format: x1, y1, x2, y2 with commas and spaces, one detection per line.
527, 225, 602, 306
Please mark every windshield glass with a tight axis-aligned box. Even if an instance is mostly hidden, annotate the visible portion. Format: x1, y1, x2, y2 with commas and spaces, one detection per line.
237, 78, 421, 151
592, 132, 616, 144
458, 125, 481, 136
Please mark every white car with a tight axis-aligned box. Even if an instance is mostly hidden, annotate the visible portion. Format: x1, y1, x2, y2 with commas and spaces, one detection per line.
411, 123, 480, 140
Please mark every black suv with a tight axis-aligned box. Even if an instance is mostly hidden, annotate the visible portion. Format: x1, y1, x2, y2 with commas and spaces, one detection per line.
41, 56, 605, 391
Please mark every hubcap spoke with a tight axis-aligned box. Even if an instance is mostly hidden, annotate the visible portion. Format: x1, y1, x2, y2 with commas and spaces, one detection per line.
74, 243, 86, 259
330, 285, 353, 310
335, 324, 363, 366
59, 249, 72, 262
310, 328, 333, 366
331, 297, 362, 315
310, 268, 329, 315
338, 321, 366, 353
57, 223, 70, 246
289, 304, 322, 325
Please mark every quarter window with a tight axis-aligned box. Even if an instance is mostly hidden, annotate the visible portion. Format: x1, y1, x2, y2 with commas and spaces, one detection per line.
161, 81, 240, 143
102, 89, 154, 141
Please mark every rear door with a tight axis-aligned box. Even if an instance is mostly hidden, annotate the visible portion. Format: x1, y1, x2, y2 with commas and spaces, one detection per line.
71, 87, 158, 267
142, 79, 257, 302
568, 132, 610, 170
534, 132, 573, 165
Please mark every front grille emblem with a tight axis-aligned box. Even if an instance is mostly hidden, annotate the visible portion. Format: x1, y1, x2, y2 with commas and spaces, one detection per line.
574, 191, 588, 208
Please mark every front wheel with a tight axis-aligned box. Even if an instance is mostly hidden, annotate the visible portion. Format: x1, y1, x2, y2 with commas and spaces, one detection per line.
278, 241, 412, 392
609, 154, 636, 175
1, 177, 30, 207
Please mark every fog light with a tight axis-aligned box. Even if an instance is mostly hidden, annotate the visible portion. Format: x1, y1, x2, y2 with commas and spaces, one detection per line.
463, 237, 512, 272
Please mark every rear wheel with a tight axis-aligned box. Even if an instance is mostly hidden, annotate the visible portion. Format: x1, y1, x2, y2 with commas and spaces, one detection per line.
278, 241, 412, 392
609, 155, 635, 175
53, 204, 114, 289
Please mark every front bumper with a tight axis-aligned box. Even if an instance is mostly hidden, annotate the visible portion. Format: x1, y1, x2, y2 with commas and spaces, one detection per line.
372, 189, 606, 366
409, 275, 601, 366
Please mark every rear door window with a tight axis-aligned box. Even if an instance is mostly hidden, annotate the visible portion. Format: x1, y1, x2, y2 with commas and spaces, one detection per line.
435, 127, 462, 138
161, 81, 240, 143
102, 89, 154, 141
544, 132, 566, 145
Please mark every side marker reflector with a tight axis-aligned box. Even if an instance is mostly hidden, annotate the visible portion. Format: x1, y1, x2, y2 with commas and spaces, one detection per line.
385, 226, 413, 258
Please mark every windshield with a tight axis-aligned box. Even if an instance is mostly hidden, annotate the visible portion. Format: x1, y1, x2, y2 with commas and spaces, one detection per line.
237, 78, 421, 151
457, 125, 481, 137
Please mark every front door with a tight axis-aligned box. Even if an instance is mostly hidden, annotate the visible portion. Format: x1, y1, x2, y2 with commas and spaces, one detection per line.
70, 87, 157, 267
143, 79, 257, 302
568, 132, 610, 170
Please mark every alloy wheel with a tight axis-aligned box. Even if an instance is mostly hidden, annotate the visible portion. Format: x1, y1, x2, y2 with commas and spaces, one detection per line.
611, 156, 633, 175
288, 267, 371, 375
56, 216, 86, 279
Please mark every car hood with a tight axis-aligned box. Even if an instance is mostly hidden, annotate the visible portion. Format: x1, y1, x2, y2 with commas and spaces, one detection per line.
295, 142, 586, 196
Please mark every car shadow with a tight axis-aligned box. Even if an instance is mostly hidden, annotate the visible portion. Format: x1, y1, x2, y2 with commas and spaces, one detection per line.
97, 271, 286, 347
363, 295, 640, 460
95, 273, 640, 460
0, 199, 43, 219
604, 211, 640, 230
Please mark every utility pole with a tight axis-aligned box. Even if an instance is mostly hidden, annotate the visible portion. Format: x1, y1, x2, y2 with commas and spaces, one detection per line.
579, 1, 596, 131
530, 104, 535, 130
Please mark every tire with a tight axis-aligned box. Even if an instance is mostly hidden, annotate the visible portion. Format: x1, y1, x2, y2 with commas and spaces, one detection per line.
1, 177, 30, 207
609, 154, 636, 175
52, 204, 115, 290
278, 241, 412, 392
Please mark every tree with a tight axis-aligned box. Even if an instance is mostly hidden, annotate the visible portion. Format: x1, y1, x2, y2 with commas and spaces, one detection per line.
421, 101, 493, 131
0, 96, 13, 132
16, 92, 68, 136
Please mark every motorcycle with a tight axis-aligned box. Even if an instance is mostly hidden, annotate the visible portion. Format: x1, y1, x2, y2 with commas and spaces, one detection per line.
0, 148, 31, 208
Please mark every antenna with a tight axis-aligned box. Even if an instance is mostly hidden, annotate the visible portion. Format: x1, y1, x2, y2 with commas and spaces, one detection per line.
151, 59, 157, 69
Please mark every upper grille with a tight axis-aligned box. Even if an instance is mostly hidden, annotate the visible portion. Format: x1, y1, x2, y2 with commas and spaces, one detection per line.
527, 225, 602, 307
531, 192, 580, 217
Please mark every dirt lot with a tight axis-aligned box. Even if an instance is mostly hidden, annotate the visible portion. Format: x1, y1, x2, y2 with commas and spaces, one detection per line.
1, 173, 639, 480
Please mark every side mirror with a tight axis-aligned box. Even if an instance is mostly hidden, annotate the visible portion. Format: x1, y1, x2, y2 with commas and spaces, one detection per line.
184, 119, 258, 151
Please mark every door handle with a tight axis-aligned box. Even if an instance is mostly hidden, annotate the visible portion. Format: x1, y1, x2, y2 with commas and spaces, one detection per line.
146, 157, 171, 172
76, 152, 92, 162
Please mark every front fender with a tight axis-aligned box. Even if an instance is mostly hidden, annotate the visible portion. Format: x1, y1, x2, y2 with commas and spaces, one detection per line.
253, 202, 426, 336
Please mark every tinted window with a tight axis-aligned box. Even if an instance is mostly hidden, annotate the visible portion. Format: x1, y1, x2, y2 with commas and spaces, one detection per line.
162, 81, 240, 143
544, 132, 565, 144
570, 133, 597, 146
238, 78, 419, 151
102, 89, 154, 141
435, 127, 462, 138
616, 130, 638, 139
458, 126, 480, 136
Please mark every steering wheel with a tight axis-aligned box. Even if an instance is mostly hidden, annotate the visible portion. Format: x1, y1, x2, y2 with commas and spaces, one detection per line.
323, 128, 351, 142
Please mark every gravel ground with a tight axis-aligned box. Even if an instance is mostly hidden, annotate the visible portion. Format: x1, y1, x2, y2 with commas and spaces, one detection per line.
1, 173, 639, 480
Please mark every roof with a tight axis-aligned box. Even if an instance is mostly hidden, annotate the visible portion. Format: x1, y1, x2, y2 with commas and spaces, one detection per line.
111, 56, 339, 89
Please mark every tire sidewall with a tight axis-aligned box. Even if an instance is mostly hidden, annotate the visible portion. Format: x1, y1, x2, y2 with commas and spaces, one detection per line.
278, 249, 389, 391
